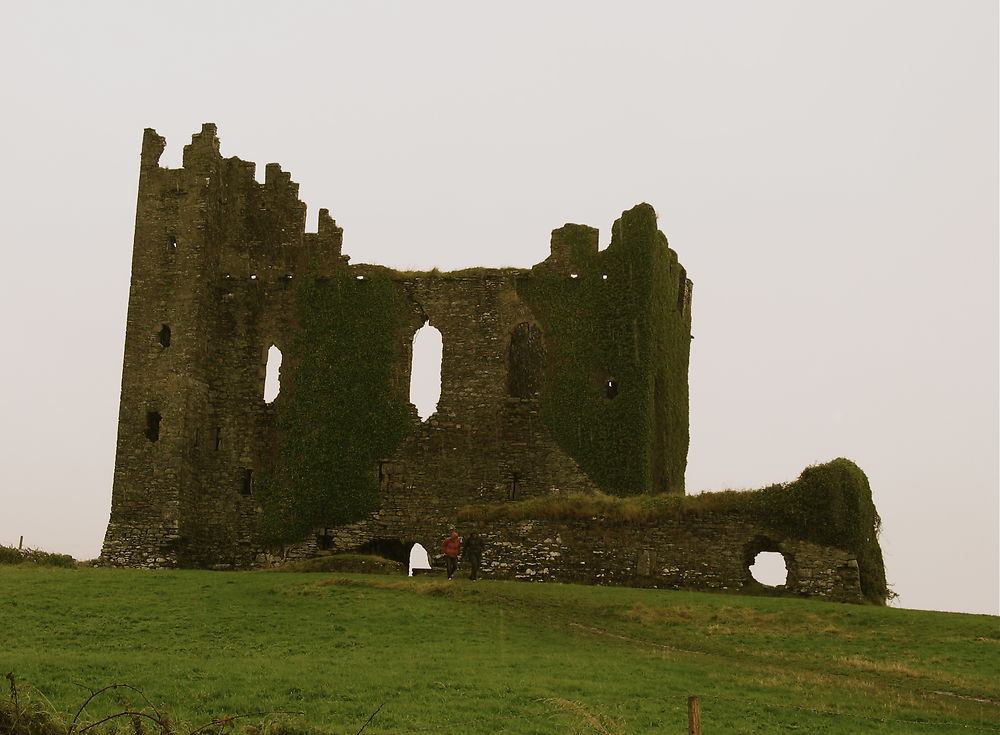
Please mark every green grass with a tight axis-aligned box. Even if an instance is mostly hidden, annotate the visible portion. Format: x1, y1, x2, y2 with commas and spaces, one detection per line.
1, 567, 997, 734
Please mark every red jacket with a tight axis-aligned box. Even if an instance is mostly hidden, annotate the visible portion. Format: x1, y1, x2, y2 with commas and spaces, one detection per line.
441, 535, 461, 558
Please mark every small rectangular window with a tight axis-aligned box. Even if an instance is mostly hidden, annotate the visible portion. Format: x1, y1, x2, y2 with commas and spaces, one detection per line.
240, 468, 253, 496
145, 411, 161, 442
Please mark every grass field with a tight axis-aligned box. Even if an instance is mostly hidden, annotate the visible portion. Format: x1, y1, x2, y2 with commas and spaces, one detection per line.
1, 565, 997, 734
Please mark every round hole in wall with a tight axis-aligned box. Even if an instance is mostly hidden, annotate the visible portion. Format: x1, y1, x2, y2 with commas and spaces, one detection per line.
750, 551, 788, 587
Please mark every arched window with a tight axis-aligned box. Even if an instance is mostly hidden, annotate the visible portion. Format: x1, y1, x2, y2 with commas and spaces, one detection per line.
264, 344, 282, 403
409, 323, 442, 420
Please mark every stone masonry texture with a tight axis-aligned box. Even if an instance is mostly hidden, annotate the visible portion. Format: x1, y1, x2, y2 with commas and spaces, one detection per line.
101, 125, 879, 604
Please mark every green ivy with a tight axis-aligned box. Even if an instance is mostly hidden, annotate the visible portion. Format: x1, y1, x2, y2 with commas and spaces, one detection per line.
256, 272, 413, 545
516, 204, 691, 496
742, 458, 887, 604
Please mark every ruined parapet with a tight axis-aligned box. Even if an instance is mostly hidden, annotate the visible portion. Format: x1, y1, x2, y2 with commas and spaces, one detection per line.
536, 223, 600, 274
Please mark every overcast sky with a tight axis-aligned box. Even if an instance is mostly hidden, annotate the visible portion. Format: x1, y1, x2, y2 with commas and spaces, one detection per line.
1, 1, 996, 615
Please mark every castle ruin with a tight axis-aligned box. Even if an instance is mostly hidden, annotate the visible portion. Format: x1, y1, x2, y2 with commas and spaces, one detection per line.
101, 125, 887, 604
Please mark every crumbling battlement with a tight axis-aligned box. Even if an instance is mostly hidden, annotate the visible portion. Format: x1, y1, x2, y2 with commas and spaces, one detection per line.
102, 125, 886, 604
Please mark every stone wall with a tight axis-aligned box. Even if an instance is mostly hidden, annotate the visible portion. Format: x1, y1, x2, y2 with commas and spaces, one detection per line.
269, 507, 863, 603
100, 125, 876, 605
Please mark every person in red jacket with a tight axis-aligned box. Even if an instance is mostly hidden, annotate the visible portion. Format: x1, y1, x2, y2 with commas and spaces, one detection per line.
441, 532, 461, 579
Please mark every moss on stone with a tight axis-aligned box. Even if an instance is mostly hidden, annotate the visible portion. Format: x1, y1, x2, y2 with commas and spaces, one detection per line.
257, 272, 413, 545
516, 204, 691, 496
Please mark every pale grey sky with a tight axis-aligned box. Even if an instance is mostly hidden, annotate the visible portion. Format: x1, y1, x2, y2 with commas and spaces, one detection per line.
1, 1, 996, 615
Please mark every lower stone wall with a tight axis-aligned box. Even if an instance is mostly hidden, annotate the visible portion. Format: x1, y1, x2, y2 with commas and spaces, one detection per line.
471, 516, 863, 603
264, 509, 865, 603
100, 518, 181, 568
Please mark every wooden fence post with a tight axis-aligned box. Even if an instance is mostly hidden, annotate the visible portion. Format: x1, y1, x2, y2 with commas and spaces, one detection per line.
687, 695, 701, 735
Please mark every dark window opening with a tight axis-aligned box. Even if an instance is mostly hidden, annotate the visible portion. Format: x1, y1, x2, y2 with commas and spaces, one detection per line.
507, 322, 545, 398
508, 472, 520, 500
145, 411, 161, 442
605, 379, 619, 399
158, 324, 171, 347
214, 427, 222, 451
168, 234, 178, 250
240, 468, 253, 496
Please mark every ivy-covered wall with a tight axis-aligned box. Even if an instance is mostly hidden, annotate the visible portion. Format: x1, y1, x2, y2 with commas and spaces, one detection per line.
517, 204, 692, 496
257, 273, 415, 545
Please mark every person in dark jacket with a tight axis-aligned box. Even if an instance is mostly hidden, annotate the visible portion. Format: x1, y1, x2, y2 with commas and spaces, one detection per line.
441, 532, 461, 579
463, 531, 485, 581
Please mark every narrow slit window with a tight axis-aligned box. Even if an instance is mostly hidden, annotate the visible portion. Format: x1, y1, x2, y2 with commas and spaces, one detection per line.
145, 411, 161, 442
158, 324, 171, 347
508, 471, 520, 500
214, 427, 222, 451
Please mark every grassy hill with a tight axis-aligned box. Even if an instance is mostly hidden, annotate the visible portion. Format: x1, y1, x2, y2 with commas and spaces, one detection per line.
1, 565, 996, 734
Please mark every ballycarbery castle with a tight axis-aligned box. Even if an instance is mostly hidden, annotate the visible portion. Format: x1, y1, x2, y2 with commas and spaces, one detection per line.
101, 124, 887, 604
